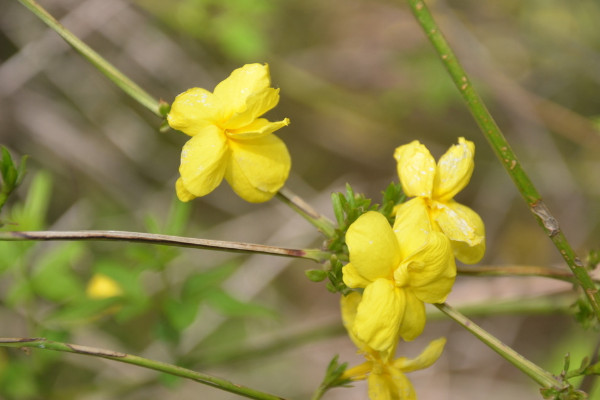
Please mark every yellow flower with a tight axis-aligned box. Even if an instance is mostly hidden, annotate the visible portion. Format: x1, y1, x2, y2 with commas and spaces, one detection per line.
342, 211, 455, 351
341, 292, 446, 400
86, 274, 123, 299
394, 138, 485, 264
168, 63, 291, 203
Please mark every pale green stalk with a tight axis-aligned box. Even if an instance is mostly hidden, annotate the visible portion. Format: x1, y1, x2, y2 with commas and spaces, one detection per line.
17, 0, 162, 117
406, 0, 600, 321
0, 338, 287, 400
277, 187, 337, 239
457, 265, 584, 284
435, 303, 562, 389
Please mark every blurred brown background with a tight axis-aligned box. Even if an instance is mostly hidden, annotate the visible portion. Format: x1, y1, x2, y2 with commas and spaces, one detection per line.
1, 0, 600, 399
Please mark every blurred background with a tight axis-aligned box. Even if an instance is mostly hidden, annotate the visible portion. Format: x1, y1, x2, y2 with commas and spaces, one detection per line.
1, 0, 600, 398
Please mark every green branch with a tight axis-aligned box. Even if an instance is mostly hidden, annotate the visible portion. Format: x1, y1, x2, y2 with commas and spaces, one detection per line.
0, 230, 330, 263
0, 337, 287, 400
277, 187, 336, 239
406, 0, 600, 321
435, 303, 562, 389
17, 0, 163, 117
457, 265, 586, 284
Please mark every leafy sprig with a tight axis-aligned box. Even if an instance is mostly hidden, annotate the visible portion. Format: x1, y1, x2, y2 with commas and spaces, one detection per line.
0, 146, 27, 216
305, 182, 405, 293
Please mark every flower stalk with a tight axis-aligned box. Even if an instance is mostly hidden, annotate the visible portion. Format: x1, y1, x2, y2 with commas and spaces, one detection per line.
406, 0, 600, 321
0, 337, 288, 400
276, 187, 337, 239
17, 0, 162, 117
457, 265, 586, 284
0, 230, 330, 263
435, 302, 561, 389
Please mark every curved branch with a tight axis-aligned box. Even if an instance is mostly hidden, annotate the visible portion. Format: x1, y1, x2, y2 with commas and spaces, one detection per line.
0, 337, 287, 400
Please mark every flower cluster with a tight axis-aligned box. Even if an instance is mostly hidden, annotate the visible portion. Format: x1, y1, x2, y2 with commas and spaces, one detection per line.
341, 138, 485, 399
341, 292, 446, 400
168, 63, 290, 203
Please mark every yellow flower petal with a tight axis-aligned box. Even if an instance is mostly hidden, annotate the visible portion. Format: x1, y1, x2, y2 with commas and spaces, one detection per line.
354, 278, 405, 352
167, 88, 226, 136
340, 291, 367, 351
393, 337, 446, 373
432, 137, 475, 202
346, 211, 402, 282
342, 263, 373, 289
432, 200, 485, 264
175, 178, 196, 202
398, 231, 456, 304
227, 117, 290, 140
393, 198, 432, 259
225, 134, 290, 203
394, 140, 436, 198
368, 368, 415, 400
343, 361, 373, 381
178, 125, 228, 198
224, 88, 281, 130
213, 63, 274, 120
397, 290, 426, 341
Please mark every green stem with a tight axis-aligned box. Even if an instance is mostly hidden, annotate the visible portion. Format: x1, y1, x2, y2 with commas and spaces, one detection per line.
435, 302, 561, 389
0, 338, 287, 400
406, 0, 600, 321
310, 385, 328, 400
457, 265, 584, 284
276, 187, 337, 239
17, 0, 163, 117
0, 230, 330, 263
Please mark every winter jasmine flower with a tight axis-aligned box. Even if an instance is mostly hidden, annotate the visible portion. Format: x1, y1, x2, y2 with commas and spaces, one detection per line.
394, 137, 485, 264
168, 63, 290, 203
342, 210, 455, 351
341, 292, 446, 400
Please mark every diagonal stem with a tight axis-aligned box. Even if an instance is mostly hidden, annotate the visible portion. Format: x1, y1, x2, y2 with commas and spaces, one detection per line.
406, 0, 600, 321
435, 303, 561, 389
17, 0, 163, 117
276, 187, 337, 239
0, 337, 288, 400
0, 230, 330, 263
457, 264, 588, 284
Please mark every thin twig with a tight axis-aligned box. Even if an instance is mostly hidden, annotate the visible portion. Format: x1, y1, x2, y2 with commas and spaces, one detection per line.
0, 230, 330, 262
17, 0, 162, 117
435, 303, 562, 389
457, 265, 583, 284
0, 338, 287, 400
406, 0, 600, 321
276, 187, 337, 238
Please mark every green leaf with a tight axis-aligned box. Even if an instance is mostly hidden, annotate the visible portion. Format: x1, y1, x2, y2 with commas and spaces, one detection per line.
182, 261, 238, 303
305, 269, 327, 282
31, 242, 85, 302
0, 360, 39, 398
46, 297, 122, 324
0, 146, 28, 215
163, 298, 199, 332
204, 289, 276, 319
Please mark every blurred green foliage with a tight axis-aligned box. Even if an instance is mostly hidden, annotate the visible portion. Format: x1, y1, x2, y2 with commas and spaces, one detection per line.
0, 169, 278, 399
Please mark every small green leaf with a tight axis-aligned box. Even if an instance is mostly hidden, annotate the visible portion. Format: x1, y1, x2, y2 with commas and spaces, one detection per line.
305, 269, 327, 282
